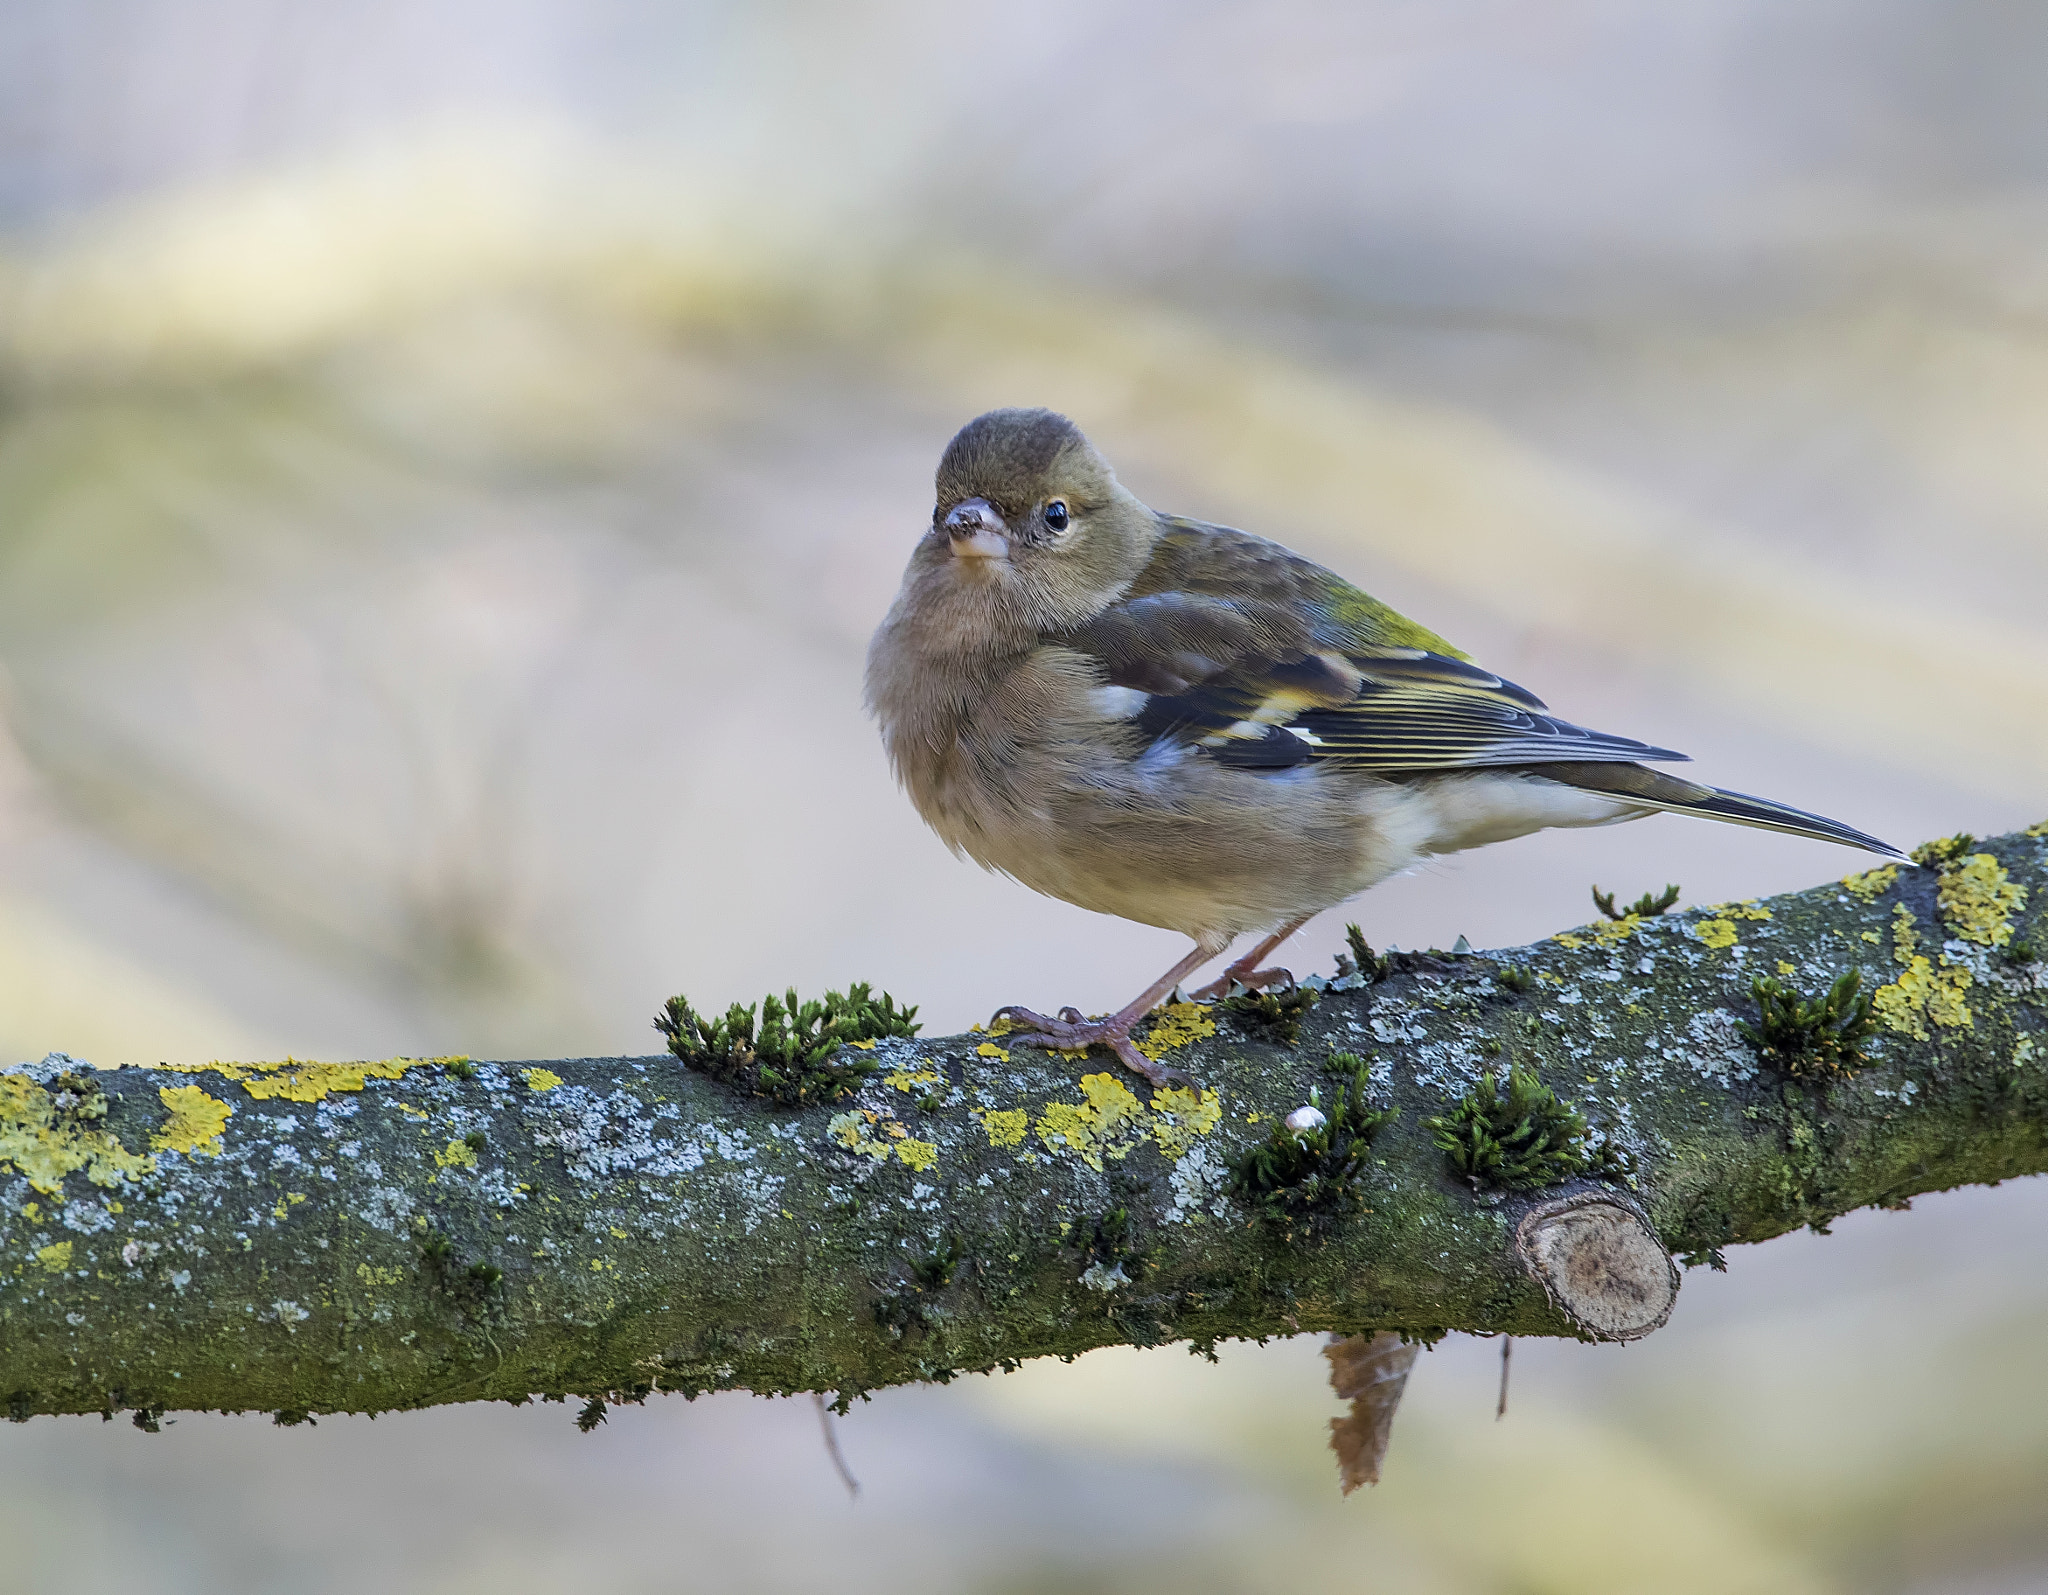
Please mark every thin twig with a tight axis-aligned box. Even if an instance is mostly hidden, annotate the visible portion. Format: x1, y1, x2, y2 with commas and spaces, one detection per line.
1496, 1336, 1513, 1421
812, 1392, 861, 1500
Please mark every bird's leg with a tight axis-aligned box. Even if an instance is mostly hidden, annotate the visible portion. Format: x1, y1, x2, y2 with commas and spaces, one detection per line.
1188, 915, 1312, 1002
993, 941, 1218, 1090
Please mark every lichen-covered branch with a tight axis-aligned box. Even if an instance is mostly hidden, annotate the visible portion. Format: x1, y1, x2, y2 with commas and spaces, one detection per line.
4, 826, 2046, 1426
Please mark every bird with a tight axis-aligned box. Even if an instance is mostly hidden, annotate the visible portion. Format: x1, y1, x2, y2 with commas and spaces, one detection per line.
865, 407, 1909, 1088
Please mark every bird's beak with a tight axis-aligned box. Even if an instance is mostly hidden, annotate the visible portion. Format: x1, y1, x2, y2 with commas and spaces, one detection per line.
943, 498, 1010, 561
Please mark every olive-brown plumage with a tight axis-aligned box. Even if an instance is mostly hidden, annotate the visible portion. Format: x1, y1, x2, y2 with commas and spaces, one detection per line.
867, 408, 1907, 1086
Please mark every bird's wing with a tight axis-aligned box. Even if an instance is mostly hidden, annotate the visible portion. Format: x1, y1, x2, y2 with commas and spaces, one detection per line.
1060, 520, 1686, 773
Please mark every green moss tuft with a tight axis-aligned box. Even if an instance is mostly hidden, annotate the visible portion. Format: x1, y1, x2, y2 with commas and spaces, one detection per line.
1334, 924, 1389, 983
1738, 969, 1877, 1081
654, 982, 919, 1106
1912, 833, 1977, 868
1424, 1064, 1627, 1191
575, 1396, 608, 1433
1076, 1206, 1145, 1274
1227, 1052, 1398, 1229
1592, 882, 1681, 920
1222, 983, 1318, 1045
910, 1236, 961, 1291
1493, 963, 1537, 996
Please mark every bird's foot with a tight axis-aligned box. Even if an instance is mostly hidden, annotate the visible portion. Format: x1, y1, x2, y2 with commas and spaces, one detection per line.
1188, 964, 1296, 1003
990, 1006, 1191, 1091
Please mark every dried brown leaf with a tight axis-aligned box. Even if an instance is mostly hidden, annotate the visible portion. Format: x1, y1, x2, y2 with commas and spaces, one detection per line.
1324, 1331, 1420, 1493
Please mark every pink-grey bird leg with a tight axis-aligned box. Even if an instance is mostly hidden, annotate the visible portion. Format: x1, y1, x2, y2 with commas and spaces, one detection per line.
993, 941, 1217, 1090
1188, 915, 1312, 1002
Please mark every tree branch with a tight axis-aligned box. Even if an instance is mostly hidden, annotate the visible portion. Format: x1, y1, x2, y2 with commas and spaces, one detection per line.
4, 826, 2044, 1426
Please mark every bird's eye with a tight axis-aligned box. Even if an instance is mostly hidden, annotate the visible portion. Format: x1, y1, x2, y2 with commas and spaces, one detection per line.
1044, 500, 1070, 532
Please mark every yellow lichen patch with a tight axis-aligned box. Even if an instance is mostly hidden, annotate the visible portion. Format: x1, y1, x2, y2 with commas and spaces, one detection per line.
1937, 853, 2028, 948
160, 1054, 460, 1104
1844, 865, 1899, 903
1693, 919, 1739, 950
0, 1075, 156, 1197
1556, 911, 1659, 953
1891, 903, 1920, 963
973, 1107, 1029, 1147
1777, 961, 1797, 977
1149, 1085, 1222, 1160
975, 1041, 1011, 1063
1873, 903, 1972, 1038
826, 1108, 892, 1160
152, 1084, 233, 1157
893, 1138, 939, 1173
2027, 819, 2048, 839
847, 1039, 878, 1050
1033, 1072, 1205, 1171
356, 1262, 404, 1287
522, 1068, 563, 1093
1726, 902, 1773, 922
1135, 1001, 1217, 1061
1081, 1073, 1145, 1137
884, 1065, 942, 1092
35, 1241, 73, 1273
982, 1015, 1016, 1037
1873, 957, 1973, 1039
434, 1139, 478, 1171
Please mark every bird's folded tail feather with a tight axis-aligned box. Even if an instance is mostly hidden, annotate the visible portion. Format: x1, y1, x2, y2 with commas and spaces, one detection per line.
1527, 761, 1913, 864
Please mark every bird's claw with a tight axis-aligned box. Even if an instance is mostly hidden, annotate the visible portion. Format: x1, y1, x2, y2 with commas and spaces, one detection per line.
987, 1007, 1191, 1091
1189, 965, 1296, 1003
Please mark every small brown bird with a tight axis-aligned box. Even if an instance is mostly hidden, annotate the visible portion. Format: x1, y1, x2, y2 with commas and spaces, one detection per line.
866, 408, 1907, 1087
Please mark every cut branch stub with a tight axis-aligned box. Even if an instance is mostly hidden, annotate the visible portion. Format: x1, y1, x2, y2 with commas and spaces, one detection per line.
1514, 1191, 1679, 1341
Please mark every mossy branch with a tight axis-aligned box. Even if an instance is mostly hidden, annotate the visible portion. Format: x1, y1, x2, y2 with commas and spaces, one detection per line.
3, 826, 2046, 1425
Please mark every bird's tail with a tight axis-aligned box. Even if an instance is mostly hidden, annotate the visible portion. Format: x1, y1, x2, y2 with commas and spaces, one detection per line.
1531, 761, 1913, 864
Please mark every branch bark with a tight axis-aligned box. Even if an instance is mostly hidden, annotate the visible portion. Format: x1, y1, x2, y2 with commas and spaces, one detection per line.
4, 827, 2045, 1425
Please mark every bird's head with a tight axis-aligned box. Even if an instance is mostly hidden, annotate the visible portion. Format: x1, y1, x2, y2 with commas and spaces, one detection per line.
906, 408, 1157, 644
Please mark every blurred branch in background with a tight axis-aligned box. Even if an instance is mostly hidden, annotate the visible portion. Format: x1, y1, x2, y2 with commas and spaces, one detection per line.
3, 131, 2047, 1072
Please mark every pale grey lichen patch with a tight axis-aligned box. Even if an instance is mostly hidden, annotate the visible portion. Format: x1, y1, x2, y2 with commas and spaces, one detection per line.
60, 1199, 117, 1234
1080, 1261, 1130, 1292
1371, 1014, 1428, 1046
1407, 1035, 1498, 1097
1679, 1008, 1758, 1086
1164, 1142, 1228, 1224
524, 1085, 749, 1184
357, 1182, 414, 1233
464, 1164, 530, 1210
314, 1098, 360, 1133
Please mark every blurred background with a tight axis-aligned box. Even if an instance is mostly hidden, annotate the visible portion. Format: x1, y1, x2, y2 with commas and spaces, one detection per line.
2, 1, 2046, 1589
